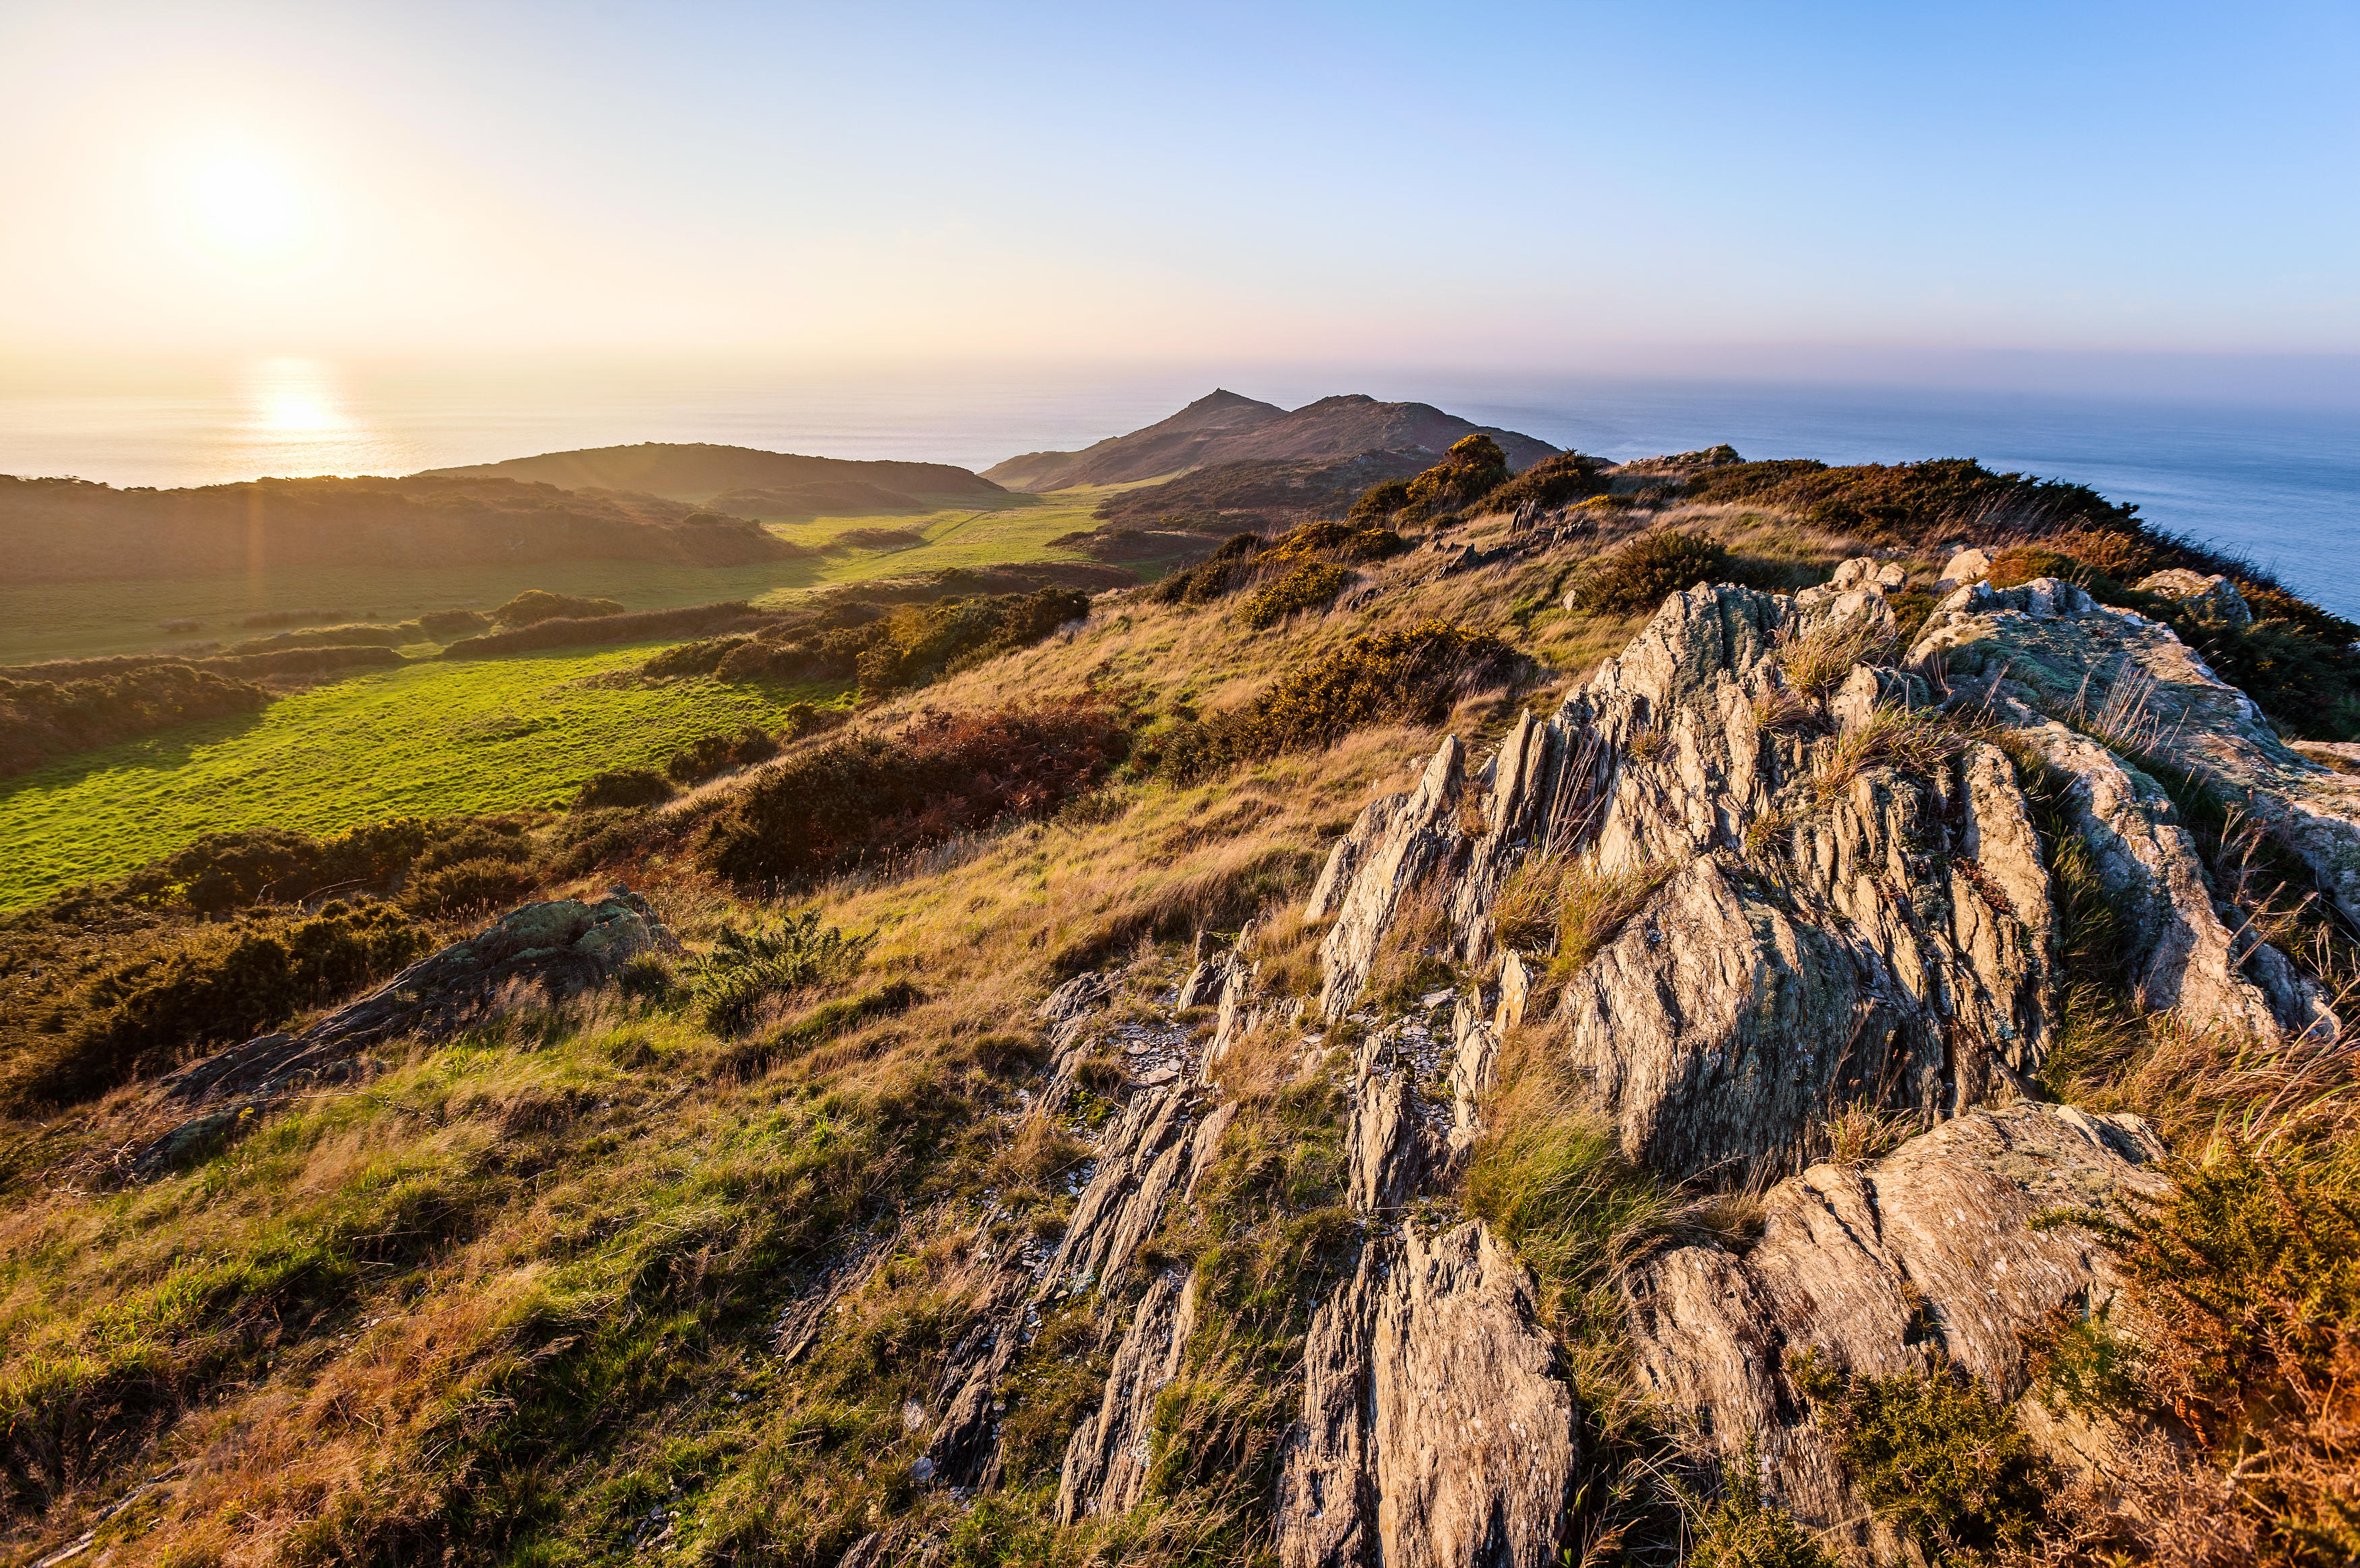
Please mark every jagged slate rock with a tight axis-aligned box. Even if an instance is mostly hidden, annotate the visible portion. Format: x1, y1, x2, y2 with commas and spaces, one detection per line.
161, 890, 672, 1104
924, 1248, 1036, 1485
1201, 955, 1257, 1081
777, 1226, 903, 1366
1347, 1041, 1424, 1213
1448, 710, 1562, 969
1056, 1270, 1198, 1522
1557, 855, 1949, 1179
1276, 1223, 1575, 1568
1042, 1091, 1195, 1296
1041, 971, 1119, 1050
1623, 1102, 2166, 1563
1274, 1246, 1379, 1568
1316, 737, 1466, 1017
1307, 791, 1410, 922
1447, 1004, 1500, 1162
835, 1531, 888, 1568
2135, 568, 2252, 630
1915, 575, 2360, 940
1492, 948, 1532, 1034
1181, 1101, 1237, 1201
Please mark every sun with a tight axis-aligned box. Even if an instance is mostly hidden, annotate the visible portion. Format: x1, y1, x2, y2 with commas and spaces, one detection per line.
190, 154, 309, 264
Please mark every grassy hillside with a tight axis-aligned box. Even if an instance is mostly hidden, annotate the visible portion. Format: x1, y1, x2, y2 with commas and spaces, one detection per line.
0, 645, 845, 907
0, 495, 1112, 667
7, 468, 2351, 1565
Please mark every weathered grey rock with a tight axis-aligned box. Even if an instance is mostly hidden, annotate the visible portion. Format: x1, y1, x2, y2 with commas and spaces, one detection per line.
1056, 1271, 1198, 1521
2135, 568, 2251, 630
1346, 1035, 1427, 1213
1912, 577, 2354, 1027
1308, 793, 1409, 921
1448, 710, 1566, 969
162, 889, 672, 1104
1624, 1102, 2166, 1563
1935, 545, 1993, 593
1316, 739, 1466, 1017
1275, 1222, 1576, 1568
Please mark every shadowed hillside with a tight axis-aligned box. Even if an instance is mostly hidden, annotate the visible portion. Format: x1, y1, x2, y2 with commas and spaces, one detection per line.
0, 474, 798, 584
982, 390, 1558, 490
417, 442, 1004, 506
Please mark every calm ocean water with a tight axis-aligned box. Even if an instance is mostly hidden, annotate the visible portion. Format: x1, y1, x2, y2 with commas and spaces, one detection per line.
3, 363, 2354, 619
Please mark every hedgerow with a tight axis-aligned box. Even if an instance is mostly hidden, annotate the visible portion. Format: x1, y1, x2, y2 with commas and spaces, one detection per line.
0, 665, 272, 779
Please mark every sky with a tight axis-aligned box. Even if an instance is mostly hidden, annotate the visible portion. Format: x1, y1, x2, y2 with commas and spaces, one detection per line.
4, 0, 2359, 398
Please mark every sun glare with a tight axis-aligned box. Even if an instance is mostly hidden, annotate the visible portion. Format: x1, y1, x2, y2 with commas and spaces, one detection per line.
189, 154, 311, 264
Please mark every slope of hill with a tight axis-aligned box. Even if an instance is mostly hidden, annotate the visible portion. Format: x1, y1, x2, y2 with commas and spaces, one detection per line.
982, 390, 1557, 490
1089, 448, 1434, 530
5, 453, 2356, 1568
417, 442, 1003, 505
0, 474, 798, 584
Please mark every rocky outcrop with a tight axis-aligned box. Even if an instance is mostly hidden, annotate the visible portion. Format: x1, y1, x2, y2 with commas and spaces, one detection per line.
1316, 738, 1467, 1017
1056, 1269, 1198, 1521
1912, 576, 2349, 1038
1623, 1102, 2167, 1561
2135, 568, 2251, 630
1274, 1222, 1576, 1568
160, 890, 674, 1106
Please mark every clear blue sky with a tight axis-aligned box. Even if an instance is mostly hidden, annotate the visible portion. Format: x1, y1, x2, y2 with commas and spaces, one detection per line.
4, 0, 2357, 388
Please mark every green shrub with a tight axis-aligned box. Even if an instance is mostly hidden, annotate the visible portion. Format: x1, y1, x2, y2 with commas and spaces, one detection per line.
1686, 1449, 1841, 1568
1473, 449, 1608, 517
1688, 457, 2133, 543
570, 768, 674, 811
1790, 1351, 2052, 1560
401, 857, 537, 918
1237, 563, 1347, 630
1403, 434, 1511, 521
18, 901, 429, 1108
688, 911, 870, 1034
492, 590, 624, 626
415, 609, 489, 638
1154, 620, 1513, 781
1566, 530, 1731, 615
1, 664, 272, 779
696, 700, 1129, 888
1347, 477, 1412, 526
663, 725, 779, 785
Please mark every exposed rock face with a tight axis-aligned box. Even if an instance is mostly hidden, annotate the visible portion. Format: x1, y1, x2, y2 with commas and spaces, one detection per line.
1316, 737, 1466, 1017
1274, 1222, 1576, 1568
1912, 576, 2351, 1037
1056, 1270, 1198, 1521
1623, 1102, 2167, 1561
162, 890, 674, 1104
2135, 568, 2252, 630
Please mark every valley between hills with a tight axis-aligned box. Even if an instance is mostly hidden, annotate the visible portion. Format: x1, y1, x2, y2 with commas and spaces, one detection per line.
2, 393, 2358, 1568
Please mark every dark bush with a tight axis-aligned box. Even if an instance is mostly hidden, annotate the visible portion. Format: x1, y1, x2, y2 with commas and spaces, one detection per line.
492, 590, 625, 626
571, 769, 675, 812
1566, 530, 1731, 615
1471, 450, 1607, 516
1688, 457, 2134, 543
417, 609, 490, 638
695, 700, 1130, 888
1345, 435, 1512, 528
1154, 620, 1514, 781
18, 901, 430, 1108
408, 819, 535, 875
665, 725, 779, 785
401, 857, 539, 918
1237, 563, 1347, 630
113, 817, 479, 911
0, 665, 271, 779
1149, 535, 1267, 606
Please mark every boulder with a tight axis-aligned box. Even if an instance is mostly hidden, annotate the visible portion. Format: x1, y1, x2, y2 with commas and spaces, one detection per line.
1274, 1222, 1576, 1568
1624, 1102, 2166, 1562
161, 889, 673, 1104
2134, 568, 2251, 630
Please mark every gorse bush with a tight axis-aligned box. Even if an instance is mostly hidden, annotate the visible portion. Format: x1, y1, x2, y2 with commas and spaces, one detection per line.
400, 857, 539, 918
1790, 1350, 2053, 1560
664, 724, 779, 785
1, 664, 272, 779
688, 911, 869, 1034
570, 768, 674, 812
1566, 530, 1731, 615
9, 900, 428, 1110
1153, 620, 1514, 782
492, 590, 625, 626
661, 586, 1089, 700
1688, 456, 2133, 543
1471, 449, 1607, 518
1405, 433, 1510, 520
695, 700, 1130, 887
1236, 562, 1347, 630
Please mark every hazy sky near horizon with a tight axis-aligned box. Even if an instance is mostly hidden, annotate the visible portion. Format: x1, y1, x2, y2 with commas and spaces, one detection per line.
5, 0, 2358, 393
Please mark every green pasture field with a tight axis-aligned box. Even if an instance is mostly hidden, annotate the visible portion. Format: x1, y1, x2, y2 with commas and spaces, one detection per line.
0, 643, 846, 909
0, 491, 1119, 667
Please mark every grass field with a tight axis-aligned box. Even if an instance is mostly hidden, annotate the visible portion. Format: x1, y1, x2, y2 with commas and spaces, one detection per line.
0, 643, 845, 907
0, 492, 1117, 666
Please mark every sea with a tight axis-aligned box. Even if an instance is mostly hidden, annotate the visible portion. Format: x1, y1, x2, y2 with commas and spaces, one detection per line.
4, 361, 2355, 620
